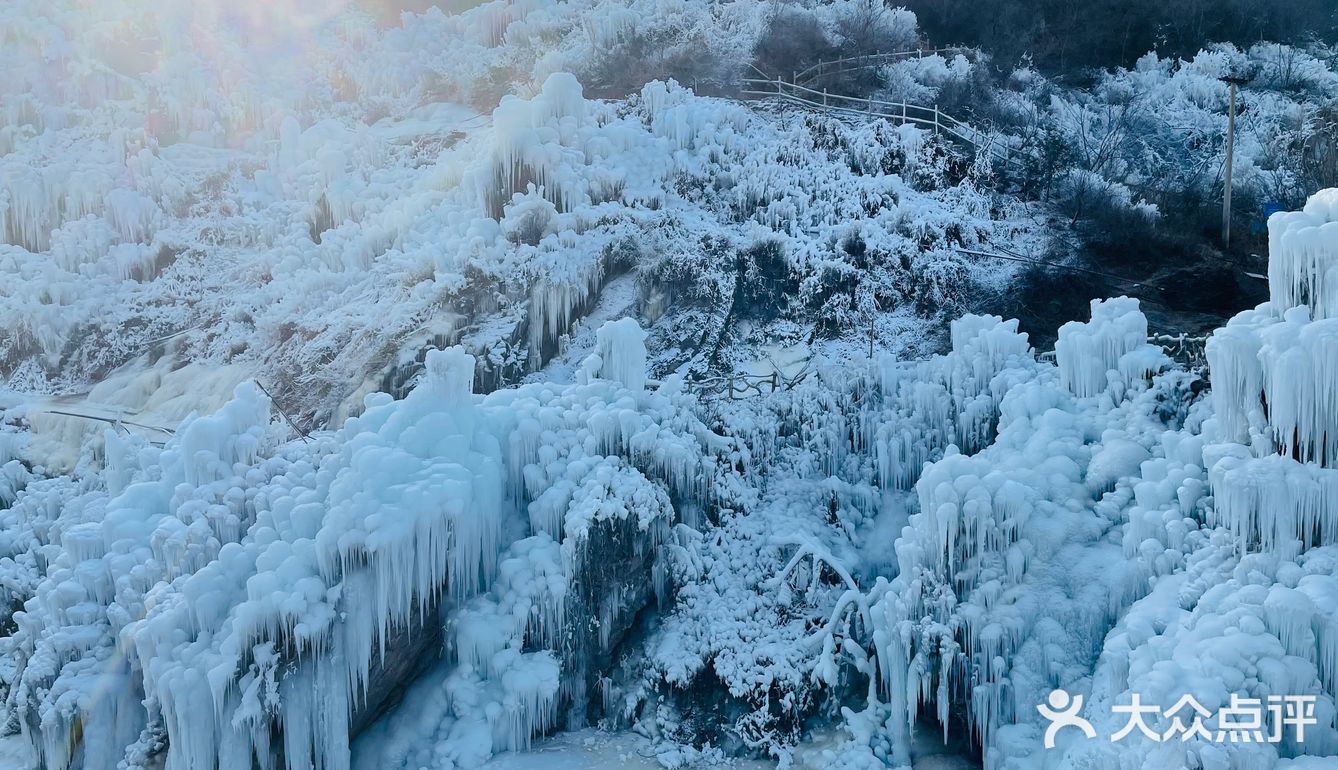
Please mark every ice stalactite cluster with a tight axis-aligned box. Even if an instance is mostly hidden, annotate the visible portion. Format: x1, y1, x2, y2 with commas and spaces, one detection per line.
591, 317, 649, 392
1208, 190, 1338, 546
1055, 296, 1164, 399
855, 297, 1225, 769
873, 315, 1037, 492
1269, 189, 1338, 320
1068, 541, 1338, 769
1049, 189, 1338, 770
3, 0, 1031, 448
488, 72, 588, 219
2, 382, 286, 770
855, 207, 1338, 767
642, 316, 1045, 762
1, 320, 730, 770
1209, 449, 1338, 553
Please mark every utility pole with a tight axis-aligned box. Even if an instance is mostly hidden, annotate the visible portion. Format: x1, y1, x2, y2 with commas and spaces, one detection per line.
1220, 75, 1250, 249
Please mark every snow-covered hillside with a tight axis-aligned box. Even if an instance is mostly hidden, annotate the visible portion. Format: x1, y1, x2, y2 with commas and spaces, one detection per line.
4, 2, 1338, 770
1, 0, 1034, 474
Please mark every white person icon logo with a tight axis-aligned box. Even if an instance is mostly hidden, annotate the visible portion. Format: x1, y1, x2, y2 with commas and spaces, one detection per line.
1037, 689, 1097, 748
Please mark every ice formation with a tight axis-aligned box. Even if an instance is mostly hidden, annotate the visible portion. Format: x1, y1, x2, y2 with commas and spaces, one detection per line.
834, 191, 1338, 769
1268, 189, 1338, 320
647, 190, 1338, 770
1055, 296, 1165, 399
4, 1, 1338, 768
1207, 189, 1338, 550
1, 0, 1032, 456
0, 319, 738, 770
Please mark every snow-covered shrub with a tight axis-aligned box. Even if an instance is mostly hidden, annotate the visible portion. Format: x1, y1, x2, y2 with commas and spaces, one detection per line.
645, 313, 1042, 760
751, 6, 839, 84
24, 5, 1338, 770
752, 0, 919, 90
735, 239, 797, 322
1053, 169, 1159, 235
901, 0, 1333, 72
575, 0, 759, 98
647, 186, 1338, 768
1031, 44, 1338, 229
879, 52, 995, 121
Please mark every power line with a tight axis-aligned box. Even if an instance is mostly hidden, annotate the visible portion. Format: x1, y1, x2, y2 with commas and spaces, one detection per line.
953, 247, 1164, 291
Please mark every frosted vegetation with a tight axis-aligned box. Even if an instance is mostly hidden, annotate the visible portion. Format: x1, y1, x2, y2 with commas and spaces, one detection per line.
2, 2, 1338, 770
0, 0, 1040, 458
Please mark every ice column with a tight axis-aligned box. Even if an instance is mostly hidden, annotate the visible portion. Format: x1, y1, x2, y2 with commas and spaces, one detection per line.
594, 318, 648, 392
1055, 297, 1154, 398
1208, 189, 1338, 546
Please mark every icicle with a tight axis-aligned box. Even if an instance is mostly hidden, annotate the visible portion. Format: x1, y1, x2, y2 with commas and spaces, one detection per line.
103, 188, 158, 244
1206, 305, 1273, 444
1268, 188, 1338, 319
1055, 297, 1155, 398
594, 318, 648, 392
12, 308, 722, 770
1258, 310, 1338, 466
1209, 452, 1338, 550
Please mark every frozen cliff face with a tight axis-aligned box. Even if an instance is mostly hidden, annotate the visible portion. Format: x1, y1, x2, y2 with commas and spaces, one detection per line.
639, 313, 1045, 763
0, 320, 741, 770
862, 298, 1189, 766
3, 0, 1336, 766
1054, 189, 1338, 769
637, 192, 1338, 770
5, 186, 1338, 769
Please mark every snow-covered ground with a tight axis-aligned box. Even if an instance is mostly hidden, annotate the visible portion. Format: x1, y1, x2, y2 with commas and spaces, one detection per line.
0, 733, 35, 770
479, 729, 771, 770
473, 728, 974, 770
0, 0, 1034, 458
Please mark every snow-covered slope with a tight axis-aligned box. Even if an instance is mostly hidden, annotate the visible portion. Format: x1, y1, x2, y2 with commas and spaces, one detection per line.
1, 0, 1032, 476
11, 188, 1338, 768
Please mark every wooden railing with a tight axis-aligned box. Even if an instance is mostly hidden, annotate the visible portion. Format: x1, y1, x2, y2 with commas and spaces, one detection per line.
740, 76, 1015, 166
790, 47, 972, 86
1149, 333, 1210, 369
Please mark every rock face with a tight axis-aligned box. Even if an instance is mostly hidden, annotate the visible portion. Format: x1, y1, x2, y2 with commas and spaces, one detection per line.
327, 504, 661, 757
351, 596, 450, 737
556, 511, 666, 726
